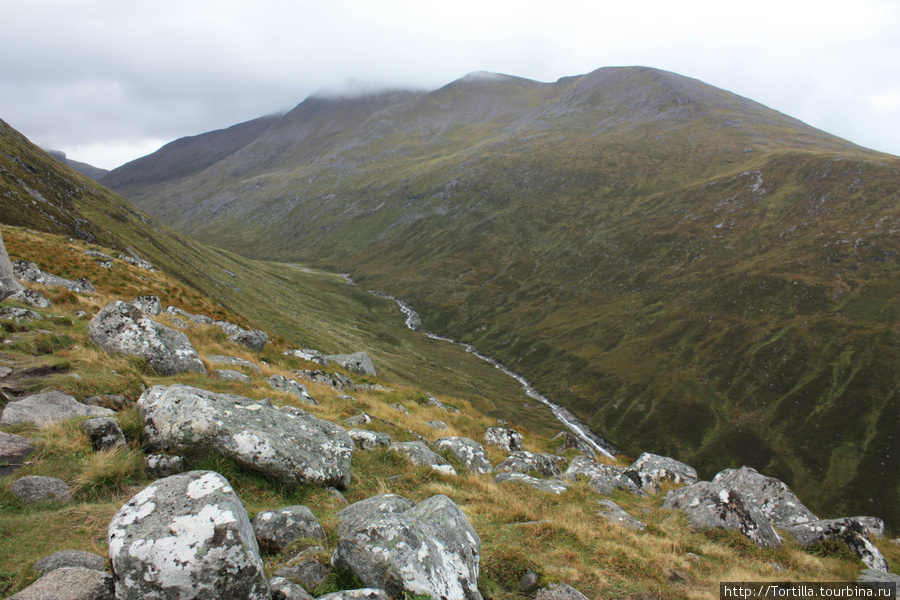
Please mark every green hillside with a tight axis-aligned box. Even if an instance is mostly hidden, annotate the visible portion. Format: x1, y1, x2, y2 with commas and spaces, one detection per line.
104, 67, 900, 528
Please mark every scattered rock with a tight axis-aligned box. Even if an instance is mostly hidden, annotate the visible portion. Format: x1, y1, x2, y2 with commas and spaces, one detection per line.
552, 431, 594, 457
333, 494, 482, 600
119, 255, 155, 270
519, 571, 541, 594
267, 374, 317, 405
857, 570, 900, 598
9, 567, 114, 600
349, 429, 392, 450
130, 295, 162, 316
143, 454, 184, 479
207, 354, 262, 373
390, 403, 409, 414
88, 301, 207, 376
83, 394, 132, 411
534, 582, 590, 600
784, 518, 889, 571
424, 393, 459, 413
345, 413, 373, 427
494, 472, 570, 494
389, 441, 457, 475
630, 452, 698, 490
0, 306, 43, 321
108, 471, 270, 599
81, 417, 126, 451
275, 546, 331, 590
215, 320, 268, 352
434, 437, 493, 474
317, 590, 390, 600
663, 482, 781, 549
495, 451, 563, 478
33, 550, 107, 575
139, 384, 354, 489
268, 576, 314, 600
425, 419, 448, 430
8, 289, 51, 309
12, 475, 72, 504
13, 260, 96, 293
483, 425, 524, 452
712, 466, 817, 527
325, 352, 376, 376
284, 348, 330, 366
562, 455, 644, 495
292, 369, 355, 391
0, 431, 35, 476
850, 516, 887, 539
212, 368, 253, 383
597, 499, 645, 530
0, 391, 113, 428
0, 232, 24, 301
252, 505, 325, 553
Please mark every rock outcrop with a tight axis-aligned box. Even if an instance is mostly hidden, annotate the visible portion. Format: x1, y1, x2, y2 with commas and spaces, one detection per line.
495, 451, 563, 478
11, 475, 72, 503
139, 384, 354, 489
0, 230, 24, 301
483, 425, 524, 452
389, 441, 457, 476
0, 391, 114, 428
13, 260, 95, 293
629, 452, 698, 490
434, 437, 493, 474
82, 416, 126, 451
712, 466, 817, 526
252, 505, 326, 553
784, 518, 889, 571
9, 567, 114, 600
325, 352, 376, 376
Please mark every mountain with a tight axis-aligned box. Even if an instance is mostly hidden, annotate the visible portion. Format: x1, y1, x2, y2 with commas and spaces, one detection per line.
45, 149, 109, 181
103, 66, 900, 528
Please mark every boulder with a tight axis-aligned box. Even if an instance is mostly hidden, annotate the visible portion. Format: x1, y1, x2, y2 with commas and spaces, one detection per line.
0, 431, 35, 476
434, 437, 493, 474
483, 426, 524, 452
88, 301, 207, 376
597, 500, 645, 530
783, 518, 889, 571
284, 348, 330, 366
9, 567, 114, 600
12, 475, 72, 503
0, 230, 24, 301
130, 295, 162, 316
207, 354, 262, 373
8, 289, 51, 308
33, 550, 107, 574
332, 494, 482, 600
107, 470, 269, 600
215, 320, 268, 352
663, 482, 781, 549
144, 454, 184, 479
495, 451, 563, 478
534, 583, 590, 600
267, 374, 318, 405
81, 417, 126, 451
13, 260, 96, 293
211, 369, 253, 383
335, 494, 416, 539
0, 391, 114, 428
268, 576, 315, 600
317, 590, 390, 600
349, 429, 392, 451
345, 413, 373, 427
425, 420, 448, 430
139, 384, 353, 489
712, 466, 817, 526
551, 431, 595, 457
325, 352, 376, 376
850, 516, 887, 539
252, 505, 325, 553
292, 369, 354, 391
274, 546, 330, 590
562, 455, 643, 495
390, 403, 409, 415
629, 452, 698, 489
389, 441, 457, 476
424, 393, 459, 413
494, 472, 571, 494
857, 570, 900, 599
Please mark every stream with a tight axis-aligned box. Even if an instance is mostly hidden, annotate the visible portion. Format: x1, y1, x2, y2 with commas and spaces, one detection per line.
369, 291, 619, 458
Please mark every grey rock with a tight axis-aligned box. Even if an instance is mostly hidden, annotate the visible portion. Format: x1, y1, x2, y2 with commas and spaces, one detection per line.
0, 230, 24, 301
82, 417, 126, 451
597, 500, 645, 530
82, 394, 132, 411
139, 384, 354, 489
424, 393, 459, 413
425, 419, 448, 430
12, 475, 72, 503
1, 391, 113, 428
519, 571, 541, 594
143, 454, 184, 479
349, 429, 392, 451
284, 348, 330, 366
107, 470, 269, 600
663, 482, 781, 549
712, 466, 817, 527
345, 413, 373, 427
268, 576, 314, 600
164, 305, 214, 325
212, 368, 253, 383
252, 505, 325, 553
325, 352, 376, 376
292, 369, 354, 391
336, 494, 416, 539
215, 320, 268, 352
267, 374, 318, 405
494, 472, 570, 494
88, 301, 207, 376
562, 455, 644, 495
9, 289, 51, 308
0, 431, 35, 476
317, 590, 390, 600
0, 306, 43, 321
850, 516, 887, 539
857, 570, 900, 599
120, 255, 155, 270
9, 567, 114, 600
434, 437, 493, 474
208, 354, 262, 373
130, 295, 162, 316
630, 452, 698, 490
13, 260, 95, 293
332, 494, 482, 600
495, 451, 563, 478
84, 249, 114, 261
275, 547, 330, 590
552, 431, 595, 457
784, 518, 889, 571
390, 403, 409, 415
483, 426, 523, 452
389, 441, 457, 476
33, 550, 107, 574
535, 583, 590, 600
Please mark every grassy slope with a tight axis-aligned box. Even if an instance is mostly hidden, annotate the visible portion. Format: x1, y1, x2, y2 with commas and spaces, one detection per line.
108, 68, 900, 527
2, 226, 898, 599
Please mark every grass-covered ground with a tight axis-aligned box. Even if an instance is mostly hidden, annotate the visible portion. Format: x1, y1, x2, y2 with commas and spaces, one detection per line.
1, 227, 897, 598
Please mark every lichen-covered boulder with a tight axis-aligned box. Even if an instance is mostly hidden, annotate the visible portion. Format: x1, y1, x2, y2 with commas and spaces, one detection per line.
389, 441, 457, 476
434, 437, 493, 474
597, 500, 645, 530
534, 583, 590, 600
207, 354, 262, 373
13, 260, 96, 293
267, 374, 318, 405
494, 472, 571, 494
144, 454, 184, 479
562, 455, 644, 495
663, 482, 781, 549
107, 470, 270, 600
629, 452, 698, 489
0, 431, 35, 476
8, 289, 51, 308
496, 451, 563, 478
252, 505, 325, 553
211, 369, 253, 383
332, 494, 482, 600
483, 426, 523, 452
88, 301, 207, 376
0, 231, 24, 301
275, 546, 331, 590
9, 567, 114, 600
856, 570, 900, 598
712, 466, 817, 526
349, 429, 392, 451
325, 352, 376, 376
12, 475, 72, 504
82, 417, 126, 451
784, 518, 889, 571
131, 295, 162, 316
33, 550, 107, 575
318, 590, 390, 600
215, 320, 268, 352
139, 384, 354, 489
268, 576, 315, 600
0, 391, 113, 429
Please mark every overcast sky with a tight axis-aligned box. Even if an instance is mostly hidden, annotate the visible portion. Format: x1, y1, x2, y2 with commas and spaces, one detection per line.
2, 0, 899, 170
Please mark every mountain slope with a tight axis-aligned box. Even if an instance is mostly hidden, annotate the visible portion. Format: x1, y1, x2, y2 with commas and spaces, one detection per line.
104, 66, 900, 527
